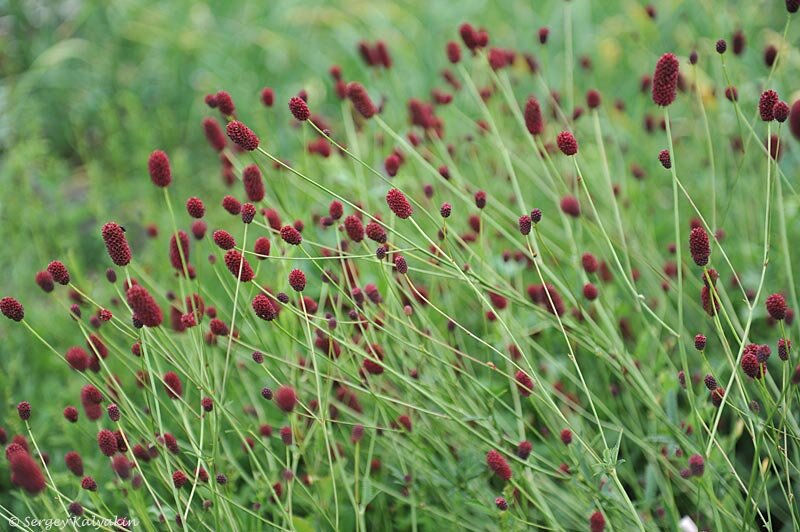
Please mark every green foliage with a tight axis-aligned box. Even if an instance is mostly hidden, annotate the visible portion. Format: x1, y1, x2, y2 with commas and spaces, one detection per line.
2, 1, 800, 530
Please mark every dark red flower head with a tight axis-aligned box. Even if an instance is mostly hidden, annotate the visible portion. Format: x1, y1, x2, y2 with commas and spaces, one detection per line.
524, 97, 544, 136
694, 334, 707, 351
169, 230, 190, 272
64, 451, 83, 476
17, 402, 30, 421
363, 284, 381, 306
226, 120, 260, 151
778, 338, 791, 361
275, 385, 297, 412
759, 90, 779, 121
394, 255, 408, 274
658, 149, 671, 169
242, 165, 265, 202
86, 334, 108, 360
222, 195, 241, 215
241, 203, 256, 224
213, 230, 236, 250
252, 294, 277, 321
5, 442, 25, 460
741, 351, 763, 379
462, 23, 488, 51
715, 39, 727, 54
517, 440, 533, 460
375, 40, 392, 68
701, 285, 718, 316
7, 445, 45, 495
446, 41, 460, 63
81, 384, 103, 405
173, 470, 188, 488
254, 237, 270, 259
556, 131, 578, 156
756, 344, 771, 363
67, 502, 83, 516
201, 397, 214, 412
110, 454, 130, 480
583, 283, 598, 300
590, 511, 606, 532
0, 297, 24, 321
279, 426, 293, 446
202, 117, 227, 152
97, 429, 118, 456
495, 497, 508, 511
365, 221, 387, 243
689, 227, 710, 266
289, 269, 306, 292
518, 215, 532, 235
486, 449, 511, 481
586, 89, 601, 109
763, 46, 778, 69
732, 31, 745, 55
163, 371, 183, 399
766, 293, 787, 320
651, 53, 679, 107
101, 222, 132, 266
346, 82, 377, 118
209, 318, 228, 336
329, 201, 343, 220
63, 406, 79, 422
81, 476, 97, 491
224, 250, 254, 282
474, 191, 487, 209
186, 197, 205, 218
289, 96, 310, 121
384, 153, 400, 177
148, 150, 172, 187
214, 91, 235, 116
256, 86, 274, 107
191, 220, 207, 240
581, 253, 598, 273
65, 346, 90, 371
35, 270, 54, 292
560, 195, 580, 217
358, 40, 378, 66
773, 101, 790, 123
688, 454, 704, 476
344, 215, 365, 242
126, 285, 163, 327
161, 432, 179, 454
515, 370, 533, 396
386, 188, 413, 219
47, 260, 70, 285
280, 225, 303, 245
538, 27, 549, 44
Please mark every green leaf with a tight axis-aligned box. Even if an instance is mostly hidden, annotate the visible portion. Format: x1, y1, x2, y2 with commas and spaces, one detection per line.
291, 516, 315, 532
